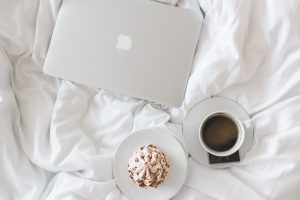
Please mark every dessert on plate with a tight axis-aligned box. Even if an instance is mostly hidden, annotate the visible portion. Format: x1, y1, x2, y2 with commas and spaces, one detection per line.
128, 144, 170, 188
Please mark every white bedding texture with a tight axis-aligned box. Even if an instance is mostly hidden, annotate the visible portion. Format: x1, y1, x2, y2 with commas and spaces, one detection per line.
0, 0, 300, 199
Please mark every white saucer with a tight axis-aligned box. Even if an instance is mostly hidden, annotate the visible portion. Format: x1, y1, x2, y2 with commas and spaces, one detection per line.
113, 128, 187, 200
183, 97, 254, 168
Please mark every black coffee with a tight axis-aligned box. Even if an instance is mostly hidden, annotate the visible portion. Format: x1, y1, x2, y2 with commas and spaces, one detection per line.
202, 114, 238, 152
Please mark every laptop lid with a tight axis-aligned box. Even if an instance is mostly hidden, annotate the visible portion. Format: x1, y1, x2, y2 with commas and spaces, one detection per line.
43, 0, 202, 107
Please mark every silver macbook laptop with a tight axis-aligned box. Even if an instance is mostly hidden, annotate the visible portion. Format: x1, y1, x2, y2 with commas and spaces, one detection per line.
43, 0, 202, 107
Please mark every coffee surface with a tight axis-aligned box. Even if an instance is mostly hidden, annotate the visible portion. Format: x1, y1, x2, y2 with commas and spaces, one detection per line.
202, 115, 238, 152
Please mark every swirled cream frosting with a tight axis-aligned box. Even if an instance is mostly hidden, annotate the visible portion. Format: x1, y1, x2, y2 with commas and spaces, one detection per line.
128, 144, 170, 188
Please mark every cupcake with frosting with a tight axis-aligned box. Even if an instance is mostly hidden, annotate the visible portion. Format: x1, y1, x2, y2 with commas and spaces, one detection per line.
128, 144, 170, 188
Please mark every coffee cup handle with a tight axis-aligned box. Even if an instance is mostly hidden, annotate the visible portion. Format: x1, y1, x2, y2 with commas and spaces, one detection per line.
242, 119, 252, 129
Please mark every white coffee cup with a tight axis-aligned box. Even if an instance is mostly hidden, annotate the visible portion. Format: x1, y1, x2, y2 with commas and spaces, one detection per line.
198, 111, 251, 157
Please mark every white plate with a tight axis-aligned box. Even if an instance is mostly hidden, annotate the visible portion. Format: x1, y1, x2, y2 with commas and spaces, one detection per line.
183, 97, 254, 168
113, 128, 187, 200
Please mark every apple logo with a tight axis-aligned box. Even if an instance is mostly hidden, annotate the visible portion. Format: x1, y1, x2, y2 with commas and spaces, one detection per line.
116, 34, 132, 53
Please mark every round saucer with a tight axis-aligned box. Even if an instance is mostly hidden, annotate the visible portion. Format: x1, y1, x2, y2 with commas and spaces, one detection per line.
113, 128, 187, 200
183, 97, 254, 168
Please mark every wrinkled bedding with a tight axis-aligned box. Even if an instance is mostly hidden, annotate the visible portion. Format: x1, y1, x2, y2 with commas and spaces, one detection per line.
1, 0, 300, 199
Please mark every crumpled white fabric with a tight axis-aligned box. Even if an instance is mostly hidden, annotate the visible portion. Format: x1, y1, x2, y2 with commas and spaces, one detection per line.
1, 0, 300, 199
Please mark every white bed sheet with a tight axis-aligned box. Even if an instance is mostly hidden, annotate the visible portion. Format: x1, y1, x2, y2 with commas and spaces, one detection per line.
0, 0, 300, 199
